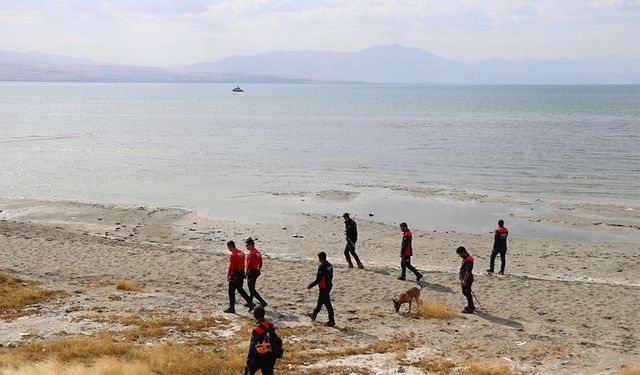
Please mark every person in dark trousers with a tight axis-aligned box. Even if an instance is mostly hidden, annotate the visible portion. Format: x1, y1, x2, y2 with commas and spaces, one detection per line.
245, 237, 268, 308
224, 240, 255, 313
487, 219, 509, 274
245, 306, 278, 375
307, 251, 335, 327
343, 213, 364, 269
457, 246, 475, 314
398, 222, 423, 281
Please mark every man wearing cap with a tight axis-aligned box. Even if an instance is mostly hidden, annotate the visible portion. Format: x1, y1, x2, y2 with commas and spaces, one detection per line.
342, 213, 364, 269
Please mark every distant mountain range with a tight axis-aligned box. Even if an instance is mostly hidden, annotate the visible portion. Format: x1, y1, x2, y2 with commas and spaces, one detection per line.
2, 45, 640, 84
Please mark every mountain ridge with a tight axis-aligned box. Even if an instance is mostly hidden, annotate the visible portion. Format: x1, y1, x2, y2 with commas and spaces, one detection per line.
2, 45, 640, 83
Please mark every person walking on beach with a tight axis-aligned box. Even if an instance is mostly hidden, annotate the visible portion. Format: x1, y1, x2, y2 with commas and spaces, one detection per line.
343, 213, 364, 269
457, 246, 475, 314
487, 219, 509, 275
225, 240, 255, 313
307, 251, 335, 327
245, 305, 283, 375
398, 222, 423, 281
245, 237, 268, 308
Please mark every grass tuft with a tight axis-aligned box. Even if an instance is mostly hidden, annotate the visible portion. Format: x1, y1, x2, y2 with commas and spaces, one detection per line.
619, 365, 640, 375
0, 271, 65, 320
114, 279, 143, 291
415, 354, 457, 374
413, 299, 460, 320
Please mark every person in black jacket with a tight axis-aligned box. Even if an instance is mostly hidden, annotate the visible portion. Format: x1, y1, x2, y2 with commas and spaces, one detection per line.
245, 306, 278, 375
487, 219, 509, 275
307, 251, 335, 327
343, 213, 364, 269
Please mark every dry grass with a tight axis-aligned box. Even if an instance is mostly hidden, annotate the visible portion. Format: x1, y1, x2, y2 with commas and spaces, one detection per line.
415, 354, 457, 374
0, 334, 246, 375
75, 312, 230, 343
619, 365, 640, 375
304, 366, 372, 374
415, 355, 522, 375
114, 279, 143, 291
0, 271, 64, 320
413, 299, 461, 320
520, 342, 569, 360
459, 363, 518, 375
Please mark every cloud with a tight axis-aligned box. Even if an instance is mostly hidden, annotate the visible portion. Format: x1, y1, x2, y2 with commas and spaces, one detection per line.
0, 0, 638, 65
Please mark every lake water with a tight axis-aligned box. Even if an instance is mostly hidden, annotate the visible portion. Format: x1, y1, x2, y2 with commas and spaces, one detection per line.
1, 83, 638, 239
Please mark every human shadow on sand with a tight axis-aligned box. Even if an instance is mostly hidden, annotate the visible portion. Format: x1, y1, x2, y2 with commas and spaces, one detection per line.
417, 280, 455, 294
475, 311, 524, 330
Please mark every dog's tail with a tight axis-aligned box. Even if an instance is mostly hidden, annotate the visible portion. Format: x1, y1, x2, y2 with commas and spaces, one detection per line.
416, 282, 422, 289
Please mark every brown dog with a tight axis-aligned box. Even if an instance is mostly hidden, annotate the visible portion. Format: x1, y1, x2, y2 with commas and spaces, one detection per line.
392, 284, 422, 313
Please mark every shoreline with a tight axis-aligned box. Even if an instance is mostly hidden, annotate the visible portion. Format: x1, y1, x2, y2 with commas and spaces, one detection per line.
0, 198, 639, 374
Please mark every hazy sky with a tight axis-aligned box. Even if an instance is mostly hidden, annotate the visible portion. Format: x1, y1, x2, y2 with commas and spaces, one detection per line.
1, 0, 639, 66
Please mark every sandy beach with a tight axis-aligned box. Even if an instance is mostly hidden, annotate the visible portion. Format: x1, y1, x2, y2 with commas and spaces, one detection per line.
0, 197, 638, 374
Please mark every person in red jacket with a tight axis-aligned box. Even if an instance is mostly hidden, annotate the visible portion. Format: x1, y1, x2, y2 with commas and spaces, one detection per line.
245, 237, 267, 308
225, 240, 255, 313
307, 251, 335, 327
398, 222, 423, 281
487, 219, 509, 275
457, 246, 475, 314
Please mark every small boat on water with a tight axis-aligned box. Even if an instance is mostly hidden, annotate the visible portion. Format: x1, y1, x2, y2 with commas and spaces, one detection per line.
232, 86, 244, 92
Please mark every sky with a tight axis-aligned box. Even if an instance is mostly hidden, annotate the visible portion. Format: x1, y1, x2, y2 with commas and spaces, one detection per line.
0, 0, 639, 66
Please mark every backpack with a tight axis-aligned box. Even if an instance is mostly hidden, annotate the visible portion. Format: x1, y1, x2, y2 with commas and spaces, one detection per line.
254, 321, 284, 358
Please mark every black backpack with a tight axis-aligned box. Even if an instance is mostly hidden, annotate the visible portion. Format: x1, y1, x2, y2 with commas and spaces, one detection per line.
254, 321, 284, 358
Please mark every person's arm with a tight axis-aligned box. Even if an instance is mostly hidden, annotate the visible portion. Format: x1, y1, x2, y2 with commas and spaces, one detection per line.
493, 230, 499, 251
227, 254, 234, 280
461, 261, 473, 286
307, 264, 324, 289
401, 234, 411, 257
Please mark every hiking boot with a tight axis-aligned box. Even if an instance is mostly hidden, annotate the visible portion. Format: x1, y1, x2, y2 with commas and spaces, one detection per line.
306, 312, 317, 321
223, 307, 236, 314
243, 302, 252, 307
461, 307, 475, 314
498, 271, 504, 275
416, 273, 423, 282
357, 263, 365, 269
347, 263, 354, 268
248, 303, 256, 312
486, 269, 494, 273
397, 276, 406, 281
324, 321, 336, 327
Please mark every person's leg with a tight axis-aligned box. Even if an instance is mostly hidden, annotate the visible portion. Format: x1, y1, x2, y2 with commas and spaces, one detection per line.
236, 280, 254, 306
226, 282, 236, 312
488, 250, 498, 272
499, 250, 506, 274
404, 257, 422, 279
349, 246, 363, 267
344, 242, 354, 267
323, 288, 335, 325
399, 257, 407, 279
260, 357, 276, 375
248, 278, 267, 306
311, 292, 323, 320
462, 283, 475, 311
